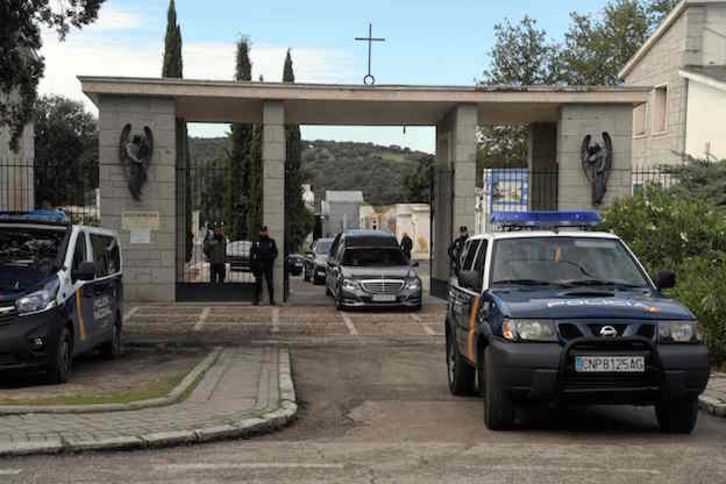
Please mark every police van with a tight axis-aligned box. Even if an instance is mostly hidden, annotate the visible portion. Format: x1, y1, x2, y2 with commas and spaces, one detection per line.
0, 211, 123, 383
445, 211, 710, 433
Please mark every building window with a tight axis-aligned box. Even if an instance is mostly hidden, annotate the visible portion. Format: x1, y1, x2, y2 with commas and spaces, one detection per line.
653, 85, 668, 134
633, 103, 646, 137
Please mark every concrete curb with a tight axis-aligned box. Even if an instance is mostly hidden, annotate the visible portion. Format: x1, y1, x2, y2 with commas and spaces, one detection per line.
699, 395, 726, 418
0, 347, 297, 457
0, 347, 224, 416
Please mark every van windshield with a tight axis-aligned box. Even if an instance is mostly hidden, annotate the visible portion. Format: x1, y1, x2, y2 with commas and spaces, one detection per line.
0, 227, 66, 292
341, 248, 408, 267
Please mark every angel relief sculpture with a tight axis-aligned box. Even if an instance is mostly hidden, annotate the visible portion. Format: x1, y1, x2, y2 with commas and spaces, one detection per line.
119, 124, 154, 201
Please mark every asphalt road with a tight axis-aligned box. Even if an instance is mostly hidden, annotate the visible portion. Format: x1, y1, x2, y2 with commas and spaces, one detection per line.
2, 339, 725, 483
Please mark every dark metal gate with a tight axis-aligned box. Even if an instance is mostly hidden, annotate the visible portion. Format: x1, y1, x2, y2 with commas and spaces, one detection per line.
175, 140, 257, 302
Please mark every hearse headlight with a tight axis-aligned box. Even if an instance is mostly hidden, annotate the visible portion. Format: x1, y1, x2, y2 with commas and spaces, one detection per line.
341, 278, 360, 292
658, 321, 698, 343
405, 277, 421, 291
502, 319, 558, 342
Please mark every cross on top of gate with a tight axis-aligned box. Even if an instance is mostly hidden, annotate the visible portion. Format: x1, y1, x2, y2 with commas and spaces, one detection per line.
355, 23, 385, 85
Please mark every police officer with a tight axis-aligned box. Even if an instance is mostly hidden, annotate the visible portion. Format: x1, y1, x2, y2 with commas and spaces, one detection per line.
400, 232, 413, 261
447, 225, 469, 274
251, 226, 278, 305
204, 225, 227, 284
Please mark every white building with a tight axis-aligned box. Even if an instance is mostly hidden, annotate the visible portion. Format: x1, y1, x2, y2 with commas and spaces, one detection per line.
620, 0, 726, 165
360, 203, 431, 260
321, 190, 364, 236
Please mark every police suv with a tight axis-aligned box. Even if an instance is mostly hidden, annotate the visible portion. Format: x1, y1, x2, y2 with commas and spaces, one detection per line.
0, 211, 123, 383
445, 211, 710, 433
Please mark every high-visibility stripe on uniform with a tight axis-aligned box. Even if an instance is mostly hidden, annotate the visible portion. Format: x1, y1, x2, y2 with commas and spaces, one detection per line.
75, 289, 86, 341
467, 296, 481, 362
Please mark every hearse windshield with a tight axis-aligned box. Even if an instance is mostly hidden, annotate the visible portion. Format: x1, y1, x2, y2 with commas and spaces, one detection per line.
341, 247, 408, 267
491, 237, 650, 288
0, 227, 66, 292
315, 241, 333, 254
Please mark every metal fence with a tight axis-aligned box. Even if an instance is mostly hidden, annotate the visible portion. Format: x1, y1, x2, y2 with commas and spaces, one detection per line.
0, 159, 100, 225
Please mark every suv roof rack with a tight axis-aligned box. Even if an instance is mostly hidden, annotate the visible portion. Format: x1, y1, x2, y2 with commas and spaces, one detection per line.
490, 210, 602, 232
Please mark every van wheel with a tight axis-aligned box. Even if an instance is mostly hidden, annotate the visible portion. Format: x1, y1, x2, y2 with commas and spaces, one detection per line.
656, 399, 698, 434
101, 321, 122, 359
446, 328, 475, 395
484, 347, 514, 430
48, 328, 72, 384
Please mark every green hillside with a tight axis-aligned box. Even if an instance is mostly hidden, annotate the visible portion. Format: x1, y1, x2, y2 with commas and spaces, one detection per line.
189, 137, 431, 206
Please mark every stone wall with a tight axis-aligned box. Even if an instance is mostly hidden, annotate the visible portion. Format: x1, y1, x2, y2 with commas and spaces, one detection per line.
433, 104, 477, 284
98, 95, 177, 302
557, 105, 633, 210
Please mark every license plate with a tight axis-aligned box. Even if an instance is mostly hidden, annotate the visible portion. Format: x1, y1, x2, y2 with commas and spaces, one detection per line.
372, 294, 397, 302
575, 356, 645, 373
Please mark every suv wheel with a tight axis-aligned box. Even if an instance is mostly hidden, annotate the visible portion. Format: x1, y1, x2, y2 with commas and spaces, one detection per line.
48, 327, 73, 384
484, 347, 514, 430
656, 399, 698, 434
446, 328, 475, 395
101, 320, 122, 359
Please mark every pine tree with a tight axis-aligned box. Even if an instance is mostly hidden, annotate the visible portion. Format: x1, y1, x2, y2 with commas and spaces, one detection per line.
160, 0, 192, 262
282, 49, 313, 253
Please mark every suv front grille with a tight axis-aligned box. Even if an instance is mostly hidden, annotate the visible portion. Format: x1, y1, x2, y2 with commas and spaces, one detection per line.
360, 279, 405, 294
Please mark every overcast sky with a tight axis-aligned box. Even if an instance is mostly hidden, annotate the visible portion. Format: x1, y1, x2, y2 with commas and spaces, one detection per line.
39, 0, 605, 153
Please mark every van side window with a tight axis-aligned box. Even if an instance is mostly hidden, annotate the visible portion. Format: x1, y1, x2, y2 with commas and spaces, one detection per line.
72, 233, 87, 271
91, 234, 118, 277
462, 240, 482, 272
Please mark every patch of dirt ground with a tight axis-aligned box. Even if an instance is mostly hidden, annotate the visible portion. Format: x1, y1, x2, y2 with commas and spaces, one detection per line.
0, 346, 206, 406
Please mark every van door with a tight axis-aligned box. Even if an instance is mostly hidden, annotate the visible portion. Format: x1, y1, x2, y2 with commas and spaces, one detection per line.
70, 231, 94, 351
451, 239, 484, 363
89, 234, 118, 344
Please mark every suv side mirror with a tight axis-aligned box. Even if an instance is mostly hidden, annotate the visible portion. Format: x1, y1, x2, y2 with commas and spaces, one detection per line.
459, 270, 482, 292
655, 270, 676, 290
73, 261, 96, 282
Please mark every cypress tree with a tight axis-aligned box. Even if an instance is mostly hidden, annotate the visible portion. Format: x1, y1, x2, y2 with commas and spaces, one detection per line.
162, 0, 183, 78
228, 38, 255, 240
282, 49, 312, 252
161, 0, 192, 262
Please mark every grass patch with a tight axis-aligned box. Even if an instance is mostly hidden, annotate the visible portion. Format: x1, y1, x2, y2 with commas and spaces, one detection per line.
0, 363, 198, 407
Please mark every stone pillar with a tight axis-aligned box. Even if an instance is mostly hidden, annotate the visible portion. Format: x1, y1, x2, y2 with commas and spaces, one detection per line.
432, 104, 477, 297
557, 105, 633, 209
528, 123, 558, 210
262, 101, 286, 302
99, 96, 177, 302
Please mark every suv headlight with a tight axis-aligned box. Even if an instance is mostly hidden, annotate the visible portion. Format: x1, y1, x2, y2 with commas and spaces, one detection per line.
502, 319, 558, 342
341, 278, 360, 292
405, 277, 421, 291
659, 321, 698, 343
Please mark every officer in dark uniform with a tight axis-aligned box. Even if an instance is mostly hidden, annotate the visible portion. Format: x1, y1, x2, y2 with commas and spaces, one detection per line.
447, 225, 469, 275
251, 226, 278, 305
400, 232, 413, 261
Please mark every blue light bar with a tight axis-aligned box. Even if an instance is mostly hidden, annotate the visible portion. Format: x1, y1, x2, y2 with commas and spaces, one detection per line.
490, 210, 601, 228
0, 209, 69, 223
